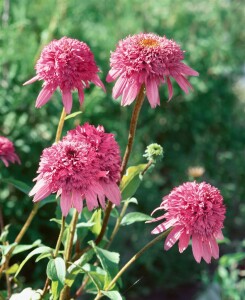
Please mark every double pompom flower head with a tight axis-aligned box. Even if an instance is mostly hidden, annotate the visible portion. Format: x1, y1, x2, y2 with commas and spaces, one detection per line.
26, 33, 225, 263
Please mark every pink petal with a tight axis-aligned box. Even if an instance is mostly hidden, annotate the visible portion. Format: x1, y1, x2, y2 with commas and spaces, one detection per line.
62, 90, 73, 114
85, 189, 98, 210
202, 241, 212, 263
60, 191, 72, 216
164, 226, 183, 250
121, 81, 140, 106
112, 76, 127, 99
29, 179, 51, 201
192, 233, 202, 263
101, 182, 121, 205
214, 230, 224, 240
71, 191, 83, 213
210, 236, 219, 259
91, 75, 106, 92
106, 69, 121, 82
77, 86, 84, 105
166, 77, 173, 100
145, 78, 160, 108
98, 193, 106, 209
173, 75, 192, 94
178, 63, 199, 76
36, 86, 55, 108
23, 75, 39, 86
1, 158, 9, 167
151, 218, 176, 233
178, 231, 190, 253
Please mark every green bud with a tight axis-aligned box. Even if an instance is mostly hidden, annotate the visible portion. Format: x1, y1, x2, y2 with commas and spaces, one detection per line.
143, 143, 164, 162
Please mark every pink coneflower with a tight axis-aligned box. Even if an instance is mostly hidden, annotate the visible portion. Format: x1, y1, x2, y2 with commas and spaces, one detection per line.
24, 37, 105, 114
106, 33, 199, 107
0, 136, 21, 167
150, 182, 226, 263
29, 123, 121, 216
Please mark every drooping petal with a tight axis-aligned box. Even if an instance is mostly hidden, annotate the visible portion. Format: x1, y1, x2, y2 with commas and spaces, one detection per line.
178, 63, 199, 76
23, 75, 40, 86
60, 191, 72, 216
85, 189, 98, 210
178, 231, 190, 253
192, 233, 202, 263
210, 236, 219, 259
77, 86, 84, 105
151, 218, 176, 233
106, 68, 122, 82
164, 225, 183, 250
101, 182, 121, 205
121, 80, 140, 106
62, 89, 73, 114
36, 86, 55, 108
202, 241, 212, 264
71, 190, 83, 213
173, 75, 192, 94
166, 77, 173, 100
145, 78, 160, 108
91, 74, 106, 92
112, 76, 128, 99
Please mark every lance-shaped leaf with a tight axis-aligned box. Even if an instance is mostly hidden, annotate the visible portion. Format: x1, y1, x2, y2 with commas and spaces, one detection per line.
121, 212, 153, 226
120, 164, 147, 200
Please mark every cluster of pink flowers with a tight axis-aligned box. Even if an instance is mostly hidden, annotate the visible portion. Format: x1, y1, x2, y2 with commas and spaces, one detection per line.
29, 123, 121, 216
22, 34, 225, 264
150, 182, 226, 263
0, 136, 20, 167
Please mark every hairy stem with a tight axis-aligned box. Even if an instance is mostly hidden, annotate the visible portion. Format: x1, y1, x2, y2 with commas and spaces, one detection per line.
64, 210, 79, 264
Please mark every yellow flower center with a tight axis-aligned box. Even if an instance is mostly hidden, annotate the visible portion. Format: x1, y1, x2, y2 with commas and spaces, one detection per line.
139, 38, 159, 48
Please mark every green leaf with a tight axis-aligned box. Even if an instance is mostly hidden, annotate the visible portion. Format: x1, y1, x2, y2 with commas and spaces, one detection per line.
89, 241, 120, 285
0, 243, 17, 256
51, 280, 63, 300
47, 257, 66, 284
35, 252, 52, 262
76, 221, 95, 228
66, 250, 94, 287
39, 195, 56, 208
2, 178, 31, 194
64, 111, 82, 120
15, 246, 52, 277
5, 263, 19, 275
101, 290, 123, 300
90, 210, 102, 235
121, 212, 153, 226
12, 239, 41, 255
120, 164, 147, 200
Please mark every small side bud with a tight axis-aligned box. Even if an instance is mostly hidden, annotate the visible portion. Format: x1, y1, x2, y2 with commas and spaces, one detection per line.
143, 143, 164, 163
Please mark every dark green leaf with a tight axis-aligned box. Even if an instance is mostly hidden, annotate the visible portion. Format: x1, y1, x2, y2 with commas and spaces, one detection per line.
12, 239, 41, 255
47, 257, 66, 284
15, 246, 52, 277
3, 178, 31, 194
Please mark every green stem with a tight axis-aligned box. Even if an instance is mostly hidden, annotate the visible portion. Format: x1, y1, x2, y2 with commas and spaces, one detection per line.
53, 217, 66, 257
120, 84, 145, 177
72, 85, 145, 262
64, 210, 79, 265
55, 108, 67, 143
95, 229, 170, 300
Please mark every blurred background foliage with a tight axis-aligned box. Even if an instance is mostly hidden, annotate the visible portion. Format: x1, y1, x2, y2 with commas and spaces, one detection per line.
0, 0, 245, 299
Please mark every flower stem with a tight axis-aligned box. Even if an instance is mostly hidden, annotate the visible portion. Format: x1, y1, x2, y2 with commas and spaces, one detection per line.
55, 107, 67, 143
95, 229, 170, 300
64, 210, 79, 265
120, 85, 145, 177
53, 216, 66, 257
94, 85, 145, 246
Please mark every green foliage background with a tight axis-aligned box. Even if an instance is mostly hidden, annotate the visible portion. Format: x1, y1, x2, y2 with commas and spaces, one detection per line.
0, 0, 245, 299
